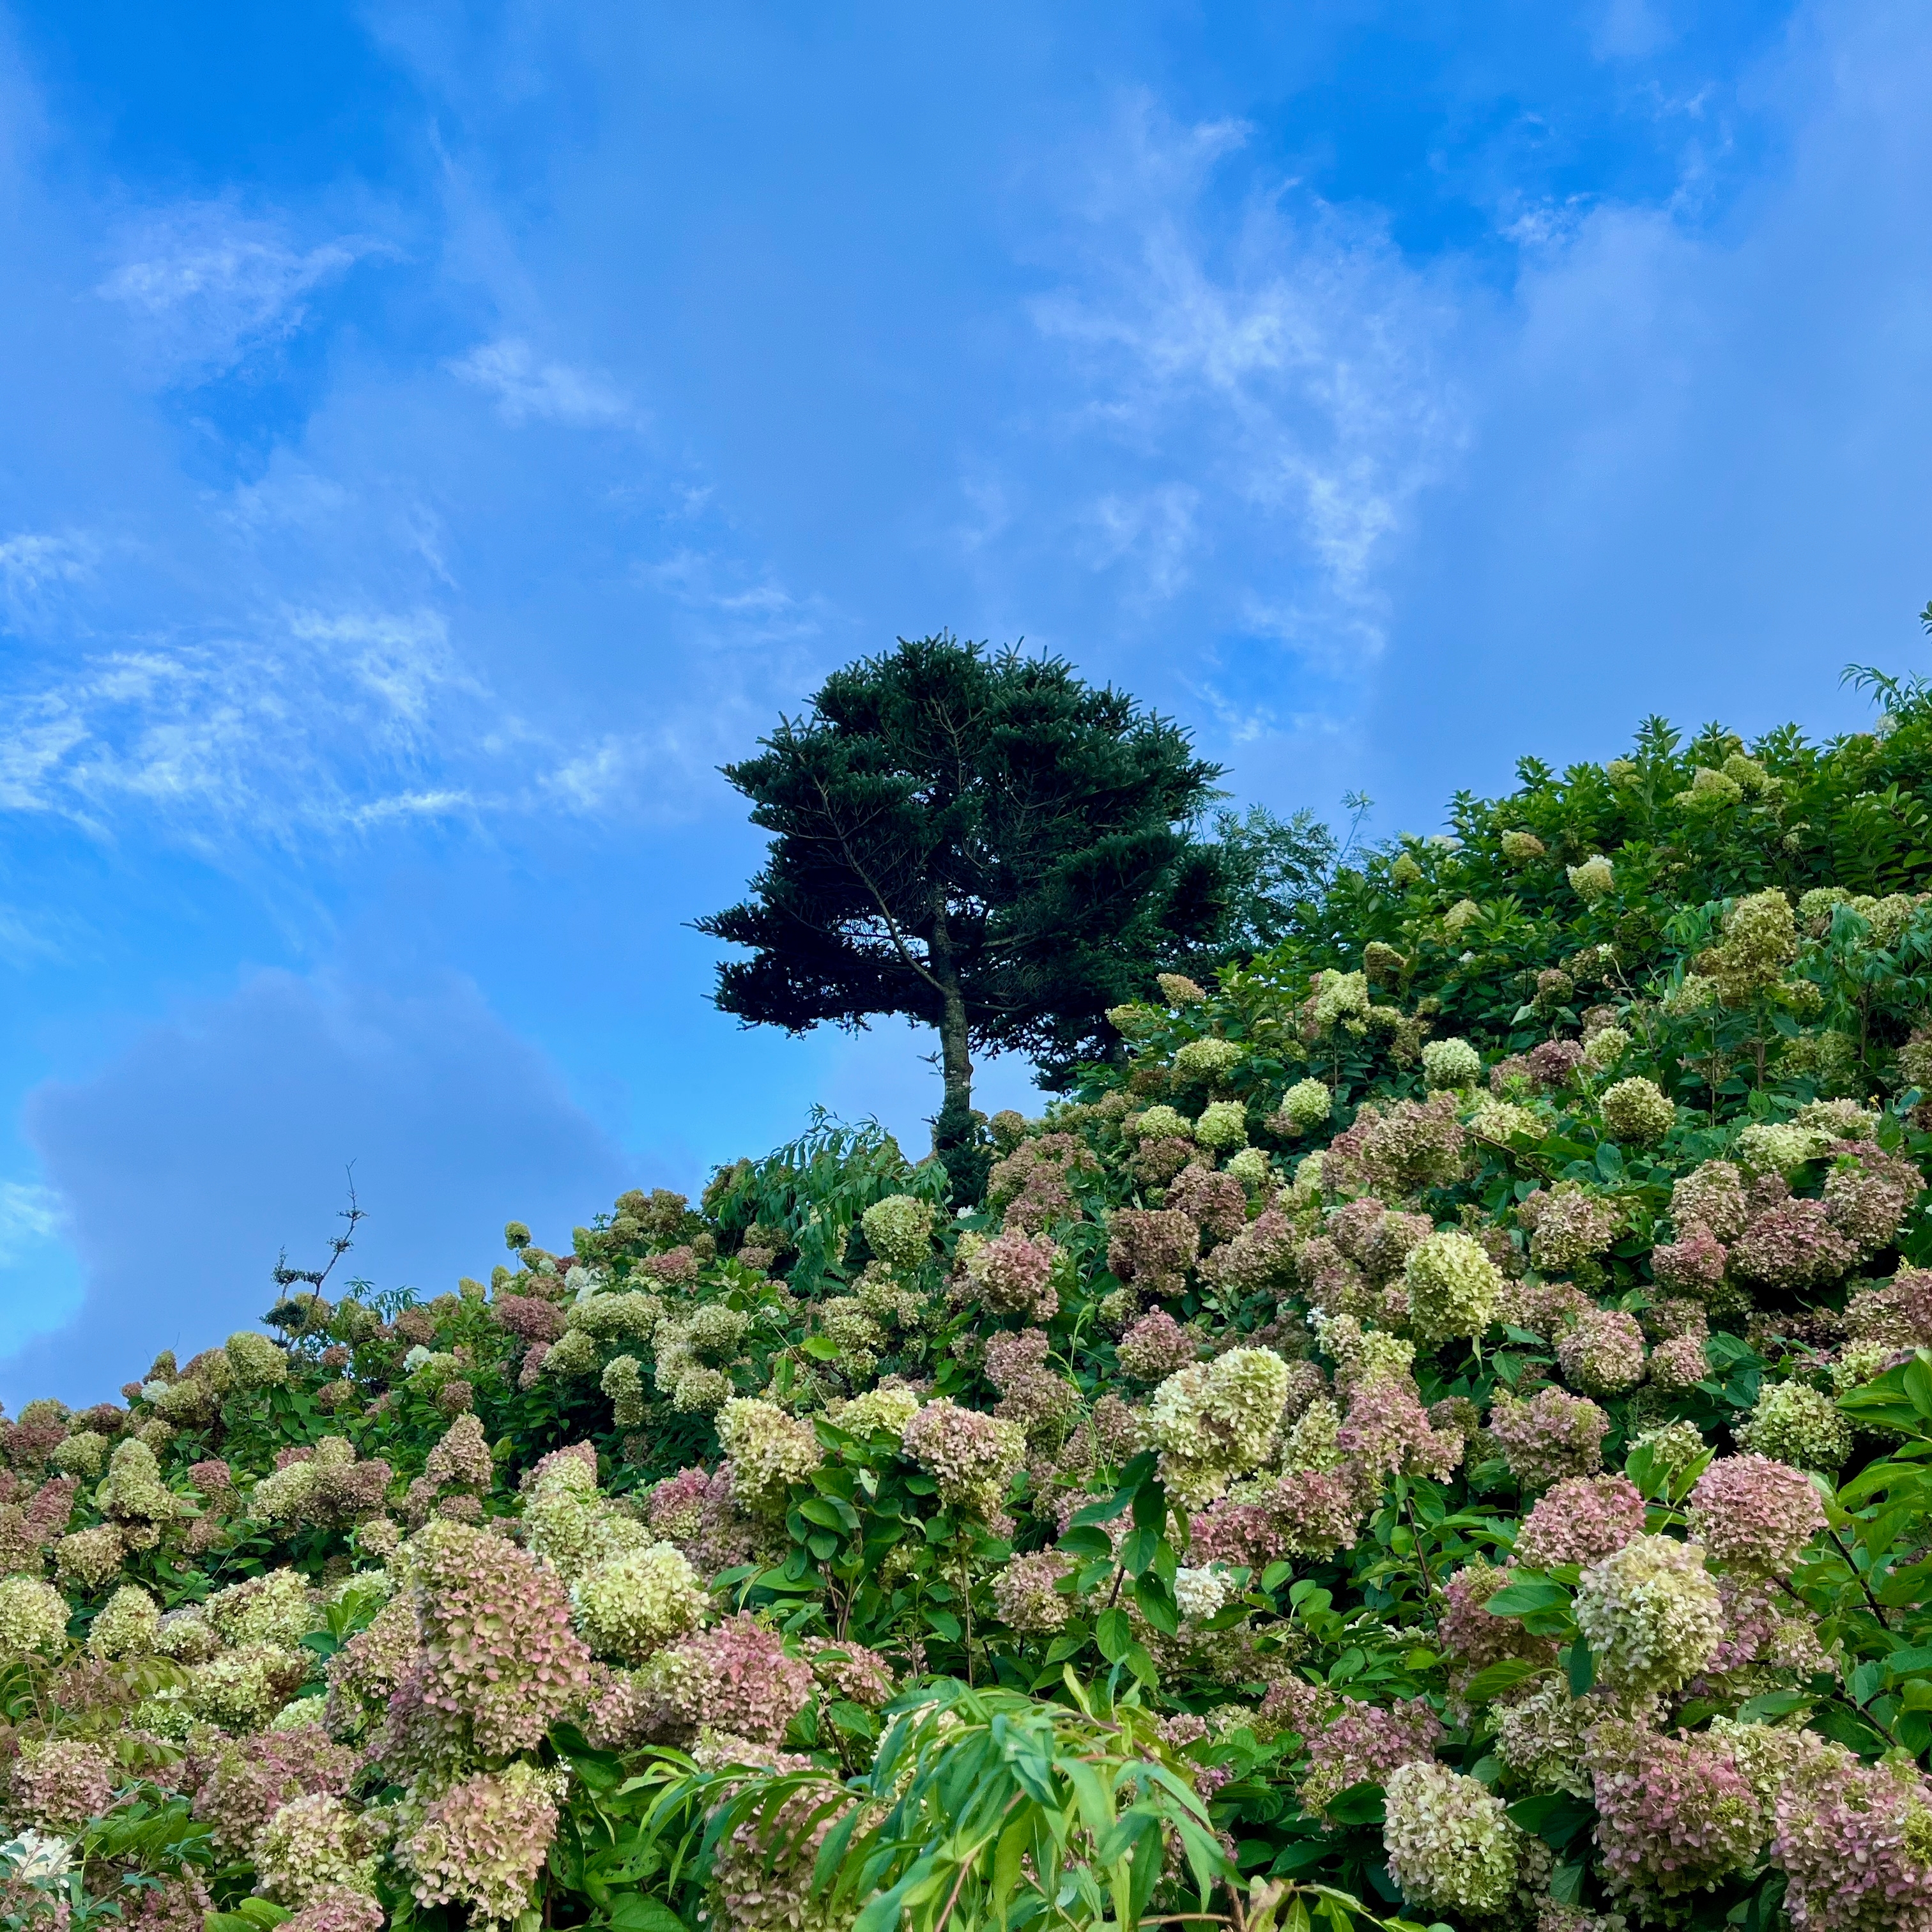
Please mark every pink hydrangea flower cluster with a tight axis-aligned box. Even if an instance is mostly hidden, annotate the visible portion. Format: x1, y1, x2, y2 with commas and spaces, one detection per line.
1487, 1387, 1609, 1488
191, 1726, 357, 1857
965, 1229, 1062, 1320
1164, 1163, 1247, 1241
1648, 1331, 1710, 1392
1586, 1717, 1761, 1907
1515, 1474, 1646, 1570
1335, 1374, 1462, 1483
1555, 1308, 1647, 1395
1298, 1696, 1443, 1815
1774, 1738, 1932, 1931
1189, 1466, 1363, 1567
11, 1738, 112, 1828
397, 1518, 594, 1763
1326, 1095, 1466, 1197
1105, 1211, 1199, 1299
899, 1397, 1025, 1520
1115, 1311, 1200, 1383
992, 1551, 1073, 1634
1688, 1453, 1827, 1575
1438, 1560, 1558, 1687
1651, 1227, 1729, 1296
401, 1763, 560, 1926
1199, 1208, 1298, 1296
645, 1613, 815, 1745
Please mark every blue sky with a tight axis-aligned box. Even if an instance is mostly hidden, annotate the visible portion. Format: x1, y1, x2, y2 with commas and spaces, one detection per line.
2, 0, 1928, 1402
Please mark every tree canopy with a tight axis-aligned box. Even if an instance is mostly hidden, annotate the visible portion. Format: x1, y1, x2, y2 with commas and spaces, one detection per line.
697, 633, 1226, 1178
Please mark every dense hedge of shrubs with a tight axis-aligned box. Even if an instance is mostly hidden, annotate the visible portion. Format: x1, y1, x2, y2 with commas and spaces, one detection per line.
4, 684, 1932, 1932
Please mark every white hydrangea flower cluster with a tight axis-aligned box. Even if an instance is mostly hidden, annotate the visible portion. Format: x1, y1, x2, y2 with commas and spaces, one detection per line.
1404, 1230, 1503, 1346
1147, 1347, 1293, 1506
1574, 1533, 1722, 1695
1381, 1760, 1520, 1915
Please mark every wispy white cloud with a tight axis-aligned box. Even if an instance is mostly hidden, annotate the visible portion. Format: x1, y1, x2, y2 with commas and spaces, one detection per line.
0, 1181, 61, 1244
98, 201, 378, 378
0, 610, 489, 841
1021, 96, 1464, 674
448, 337, 638, 427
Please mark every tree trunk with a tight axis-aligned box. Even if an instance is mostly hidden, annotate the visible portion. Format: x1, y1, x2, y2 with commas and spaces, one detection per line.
928, 894, 974, 1149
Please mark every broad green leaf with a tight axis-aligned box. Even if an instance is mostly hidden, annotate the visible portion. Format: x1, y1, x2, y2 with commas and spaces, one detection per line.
1483, 1579, 1570, 1617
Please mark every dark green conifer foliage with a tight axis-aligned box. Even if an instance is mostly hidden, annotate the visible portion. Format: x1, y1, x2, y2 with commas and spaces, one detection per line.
697, 634, 1225, 1186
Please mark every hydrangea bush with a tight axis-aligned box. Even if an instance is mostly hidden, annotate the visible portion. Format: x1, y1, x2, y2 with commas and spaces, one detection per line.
6, 694, 1932, 1931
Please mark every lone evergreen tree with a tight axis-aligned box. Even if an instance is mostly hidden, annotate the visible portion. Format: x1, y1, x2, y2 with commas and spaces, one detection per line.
698, 634, 1225, 1181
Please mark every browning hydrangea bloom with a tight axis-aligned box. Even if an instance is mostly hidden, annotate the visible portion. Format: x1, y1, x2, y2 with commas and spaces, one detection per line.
1648, 1332, 1710, 1393
1731, 1197, 1854, 1291
254, 1793, 378, 1908
189, 1727, 357, 1857
1382, 1761, 1519, 1917
1439, 1560, 1557, 1687
1105, 1211, 1197, 1300
1555, 1308, 1647, 1395
1688, 1453, 1826, 1574
1299, 1696, 1442, 1816
1773, 1736, 1932, 1931
1163, 1163, 1246, 1242
325, 1596, 418, 1740
1823, 1142, 1922, 1258
803, 1636, 895, 1708
1487, 1388, 1609, 1488
401, 1761, 560, 1927
707, 1777, 855, 1932
992, 1551, 1073, 1634
1847, 1267, 1932, 1348
1670, 1160, 1750, 1241
1116, 1311, 1199, 1383
1652, 1226, 1729, 1297
1574, 1534, 1722, 1695
963, 1228, 1062, 1321
1328, 1095, 1466, 1197
11, 1739, 112, 1830
641, 1614, 813, 1744
1335, 1371, 1462, 1486
398, 1517, 594, 1765
1515, 1474, 1646, 1570
1528, 1184, 1618, 1275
